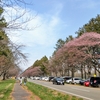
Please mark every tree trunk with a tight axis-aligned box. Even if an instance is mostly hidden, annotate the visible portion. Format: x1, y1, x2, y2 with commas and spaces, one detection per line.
81, 66, 83, 79
67, 68, 70, 76
99, 72, 100, 77
84, 66, 87, 79
55, 71, 58, 77
94, 66, 97, 75
71, 67, 74, 77
88, 71, 91, 78
2, 72, 6, 80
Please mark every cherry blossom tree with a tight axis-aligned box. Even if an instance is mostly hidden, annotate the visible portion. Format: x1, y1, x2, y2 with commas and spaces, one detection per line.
64, 32, 100, 77
8, 67, 20, 77
50, 32, 100, 78
22, 67, 43, 77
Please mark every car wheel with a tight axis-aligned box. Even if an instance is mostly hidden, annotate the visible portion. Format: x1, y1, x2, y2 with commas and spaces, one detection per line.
98, 84, 100, 88
69, 81, 71, 84
74, 82, 77, 85
55, 82, 56, 85
63, 83, 64, 85
89, 84, 91, 87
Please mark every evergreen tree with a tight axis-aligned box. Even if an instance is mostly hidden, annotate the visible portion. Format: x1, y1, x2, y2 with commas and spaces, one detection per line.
54, 39, 65, 51
76, 14, 100, 37
0, 7, 7, 39
32, 56, 48, 76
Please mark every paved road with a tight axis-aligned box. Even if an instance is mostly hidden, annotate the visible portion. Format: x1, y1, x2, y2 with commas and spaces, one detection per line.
28, 79, 100, 100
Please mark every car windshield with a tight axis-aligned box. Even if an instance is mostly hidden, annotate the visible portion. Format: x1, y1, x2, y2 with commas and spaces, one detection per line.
74, 78, 81, 80
57, 78, 64, 81
91, 77, 100, 81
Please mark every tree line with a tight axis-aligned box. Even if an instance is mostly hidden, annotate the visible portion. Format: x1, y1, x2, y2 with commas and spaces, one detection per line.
0, 0, 33, 80
22, 15, 100, 79
1, 1, 100, 79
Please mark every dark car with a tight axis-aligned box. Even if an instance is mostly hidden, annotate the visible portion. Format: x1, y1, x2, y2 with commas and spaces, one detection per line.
79, 79, 90, 85
79, 79, 85, 85
90, 77, 100, 87
52, 77, 64, 85
62, 76, 72, 82
48, 76, 54, 81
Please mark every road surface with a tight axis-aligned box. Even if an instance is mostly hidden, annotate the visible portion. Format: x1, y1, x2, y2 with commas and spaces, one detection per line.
28, 79, 100, 100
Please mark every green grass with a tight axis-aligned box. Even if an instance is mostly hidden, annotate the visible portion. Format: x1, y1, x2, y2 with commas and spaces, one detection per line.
26, 82, 83, 100
0, 79, 15, 100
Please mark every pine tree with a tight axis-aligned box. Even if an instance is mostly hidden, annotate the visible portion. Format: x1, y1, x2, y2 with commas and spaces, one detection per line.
76, 14, 100, 37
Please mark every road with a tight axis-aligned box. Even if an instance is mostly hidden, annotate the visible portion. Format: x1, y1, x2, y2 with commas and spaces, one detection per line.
28, 79, 100, 100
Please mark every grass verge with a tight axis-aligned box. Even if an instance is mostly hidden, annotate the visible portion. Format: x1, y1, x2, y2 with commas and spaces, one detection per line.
0, 79, 15, 100
26, 82, 83, 100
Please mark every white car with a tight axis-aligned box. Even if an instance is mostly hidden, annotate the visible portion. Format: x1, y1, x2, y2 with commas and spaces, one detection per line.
66, 77, 82, 84
66, 78, 72, 84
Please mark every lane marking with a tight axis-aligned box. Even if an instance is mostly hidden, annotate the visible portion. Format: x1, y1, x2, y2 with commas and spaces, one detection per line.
30, 80, 94, 100
71, 87, 90, 92
45, 85, 93, 100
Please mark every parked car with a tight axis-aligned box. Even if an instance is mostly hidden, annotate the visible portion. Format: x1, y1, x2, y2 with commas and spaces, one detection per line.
66, 78, 72, 84
66, 77, 82, 84
72, 77, 82, 84
48, 76, 54, 81
44, 77, 49, 81
34, 76, 41, 80
62, 76, 72, 82
84, 80, 90, 87
79, 78, 90, 85
52, 77, 65, 85
42, 77, 48, 81
90, 77, 100, 87
79, 79, 85, 85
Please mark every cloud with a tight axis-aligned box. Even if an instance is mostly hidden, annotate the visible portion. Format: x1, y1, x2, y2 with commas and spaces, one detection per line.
4, 3, 64, 70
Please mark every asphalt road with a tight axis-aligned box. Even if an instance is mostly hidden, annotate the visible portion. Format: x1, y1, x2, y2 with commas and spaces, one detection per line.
28, 79, 100, 100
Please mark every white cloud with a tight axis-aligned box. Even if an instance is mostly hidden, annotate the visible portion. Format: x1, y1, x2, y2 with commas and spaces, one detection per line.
4, 4, 63, 70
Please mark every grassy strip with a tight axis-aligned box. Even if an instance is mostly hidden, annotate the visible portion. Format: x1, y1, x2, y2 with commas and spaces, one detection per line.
26, 82, 83, 100
0, 79, 15, 100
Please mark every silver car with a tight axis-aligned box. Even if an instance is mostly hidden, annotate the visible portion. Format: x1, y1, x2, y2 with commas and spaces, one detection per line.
66, 77, 82, 84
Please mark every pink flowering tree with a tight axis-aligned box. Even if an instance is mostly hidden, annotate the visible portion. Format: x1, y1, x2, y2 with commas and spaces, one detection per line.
48, 46, 71, 77
50, 32, 100, 78
47, 56, 61, 77
64, 32, 100, 78
22, 67, 43, 77
48, 32, 100, 78
54, 47, 70, 76
8, 68, 19, 77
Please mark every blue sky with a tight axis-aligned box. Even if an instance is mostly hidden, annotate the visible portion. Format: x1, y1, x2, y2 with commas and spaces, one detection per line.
6, 0, 100, 70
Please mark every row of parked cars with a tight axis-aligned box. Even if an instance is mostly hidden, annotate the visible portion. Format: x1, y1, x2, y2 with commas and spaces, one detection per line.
52, 77, 82, 85
30, 76, 54, 81
80, 77, 100, 87
52, 76, 100, 87
54, 77, 100, 87
30, 76, 100, 87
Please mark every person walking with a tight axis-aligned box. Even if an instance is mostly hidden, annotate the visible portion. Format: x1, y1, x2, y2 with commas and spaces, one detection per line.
23, 77, 27, 85
19, 77, 23, 85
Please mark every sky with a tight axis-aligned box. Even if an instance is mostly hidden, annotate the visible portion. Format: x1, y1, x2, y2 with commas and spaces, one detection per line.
5, 0, 100, 70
